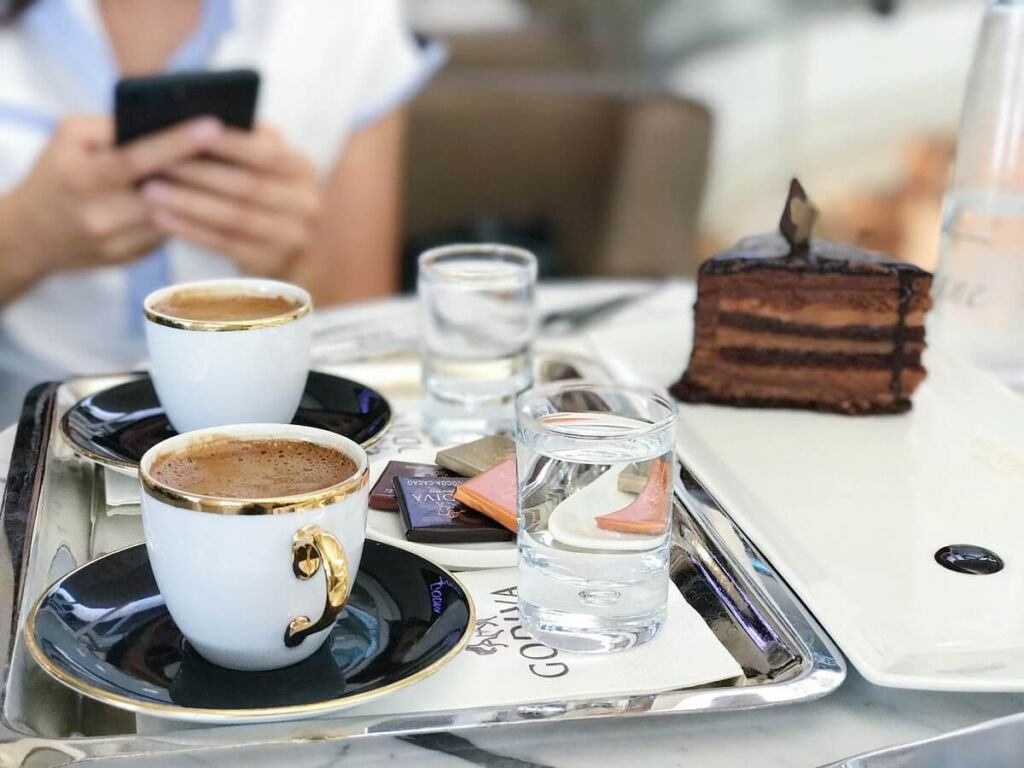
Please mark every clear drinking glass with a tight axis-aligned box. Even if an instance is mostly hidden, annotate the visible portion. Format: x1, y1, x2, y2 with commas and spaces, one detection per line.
419, 244, 538, 444
933, 0, 1024, 384
515, 383, 677, 653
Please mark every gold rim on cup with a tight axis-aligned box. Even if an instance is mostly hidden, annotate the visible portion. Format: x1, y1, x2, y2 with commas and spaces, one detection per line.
142, 279, 312, 333
138, 428, 369, 516
139, 464, 369, 516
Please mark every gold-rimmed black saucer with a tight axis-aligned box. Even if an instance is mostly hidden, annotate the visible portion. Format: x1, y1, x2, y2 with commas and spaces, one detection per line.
25, 540, 474, 724
60, 371, 391, 474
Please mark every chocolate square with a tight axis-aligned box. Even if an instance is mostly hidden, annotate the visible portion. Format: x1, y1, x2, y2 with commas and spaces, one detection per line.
369, 461, 458, 511
393, 476, 515, 544
435, 435, 516, 477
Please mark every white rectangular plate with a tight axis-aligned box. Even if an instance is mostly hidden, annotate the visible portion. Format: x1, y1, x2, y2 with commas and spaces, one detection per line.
590, 295, 1024, 692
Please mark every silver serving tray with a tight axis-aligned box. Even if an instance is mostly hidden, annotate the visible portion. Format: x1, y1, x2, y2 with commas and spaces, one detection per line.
0, 353, 845, 766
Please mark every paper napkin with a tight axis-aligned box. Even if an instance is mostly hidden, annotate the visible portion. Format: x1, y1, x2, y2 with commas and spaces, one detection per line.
104, 469, 141, 513
351, 567, 742, 716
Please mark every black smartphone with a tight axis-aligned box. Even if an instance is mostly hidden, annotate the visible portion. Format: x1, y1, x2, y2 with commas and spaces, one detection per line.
114, 69, 260, 146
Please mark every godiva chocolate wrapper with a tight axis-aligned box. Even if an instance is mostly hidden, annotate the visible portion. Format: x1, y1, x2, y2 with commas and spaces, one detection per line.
393, 476, 514, 544
369, 461, 457, 511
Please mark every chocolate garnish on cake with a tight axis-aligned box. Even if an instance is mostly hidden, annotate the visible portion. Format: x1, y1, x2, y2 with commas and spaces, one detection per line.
779, 178, 818, 254
671, 179, 933, 415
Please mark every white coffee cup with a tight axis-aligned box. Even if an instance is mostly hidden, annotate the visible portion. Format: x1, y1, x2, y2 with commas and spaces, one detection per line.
143, 278, 312, 433
139, 424, 368, 671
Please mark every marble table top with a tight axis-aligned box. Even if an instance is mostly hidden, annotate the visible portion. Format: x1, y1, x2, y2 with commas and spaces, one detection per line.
3, 281, 1021, 767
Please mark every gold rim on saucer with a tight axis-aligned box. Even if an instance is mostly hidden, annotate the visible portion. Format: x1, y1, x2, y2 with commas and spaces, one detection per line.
60, 408, 138, 473
23, 544, 476, 722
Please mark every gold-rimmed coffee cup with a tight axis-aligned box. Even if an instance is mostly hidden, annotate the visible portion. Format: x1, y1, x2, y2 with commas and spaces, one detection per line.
139, 423, 368, 672
143, 278, 312, 433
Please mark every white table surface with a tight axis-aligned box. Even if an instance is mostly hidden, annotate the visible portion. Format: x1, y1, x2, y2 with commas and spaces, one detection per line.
4, 281, 1023, 767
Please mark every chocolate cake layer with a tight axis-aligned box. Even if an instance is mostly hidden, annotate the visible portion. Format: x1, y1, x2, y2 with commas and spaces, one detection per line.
717, 347, 923, 369
692, 364, 921, 394
715, 327, 925, 355
703, 270, 934, 298
671, 377, 913, 416
718, 312, 926, 341
715, 299, 928, 329
681, 358, 926, 399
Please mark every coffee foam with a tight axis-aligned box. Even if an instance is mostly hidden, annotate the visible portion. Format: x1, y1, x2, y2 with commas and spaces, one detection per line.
151, 290, 302, 323
150, 437, 356, 499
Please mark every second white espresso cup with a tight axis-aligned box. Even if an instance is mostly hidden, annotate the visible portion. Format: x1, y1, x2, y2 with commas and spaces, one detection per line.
143, 278, 312, 433
139, 423, 369, 671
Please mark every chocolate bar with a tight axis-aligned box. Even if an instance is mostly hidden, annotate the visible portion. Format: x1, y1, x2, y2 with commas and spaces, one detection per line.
369, 461, 457, 511
452, 458, 517, 532
617, 462, 650, 494
596, 460, 671, 535
435, 435, 515, 477
393, 476, 514, 543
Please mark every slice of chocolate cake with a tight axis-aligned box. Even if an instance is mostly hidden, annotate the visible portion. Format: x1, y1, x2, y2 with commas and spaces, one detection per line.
672, 179, 932, 415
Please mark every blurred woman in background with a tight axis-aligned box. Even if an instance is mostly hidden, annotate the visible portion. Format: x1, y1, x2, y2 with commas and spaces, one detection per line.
0, 0, 441, 420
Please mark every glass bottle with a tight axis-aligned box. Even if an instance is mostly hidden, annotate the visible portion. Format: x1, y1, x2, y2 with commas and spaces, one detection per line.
932, 0, 1024, 385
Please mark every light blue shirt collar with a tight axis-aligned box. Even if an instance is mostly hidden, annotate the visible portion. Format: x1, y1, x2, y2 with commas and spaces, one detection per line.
22, 0, 235, 104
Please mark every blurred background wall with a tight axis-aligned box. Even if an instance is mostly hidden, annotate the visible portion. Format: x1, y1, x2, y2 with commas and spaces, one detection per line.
400, 0, 978, 283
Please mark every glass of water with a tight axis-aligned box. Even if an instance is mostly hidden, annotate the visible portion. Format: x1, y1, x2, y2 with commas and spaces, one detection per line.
516, 383, 677, 653
419, 244, 538, 444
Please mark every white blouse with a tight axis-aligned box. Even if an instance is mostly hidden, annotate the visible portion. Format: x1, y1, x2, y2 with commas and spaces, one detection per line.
0, 0, 441, 406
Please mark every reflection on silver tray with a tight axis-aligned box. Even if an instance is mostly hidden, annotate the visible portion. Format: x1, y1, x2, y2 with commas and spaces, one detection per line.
0, 351, 845, 765
822, 712, 1024, 768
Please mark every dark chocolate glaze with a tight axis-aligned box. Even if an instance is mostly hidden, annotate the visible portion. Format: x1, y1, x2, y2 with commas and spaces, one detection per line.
718, 312, 927, 342
890, 270, 915, 400
699, 233, 933, 278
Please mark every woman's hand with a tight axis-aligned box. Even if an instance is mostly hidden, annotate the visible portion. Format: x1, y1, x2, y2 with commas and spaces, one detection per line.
142, 125, 323, 278
4, 116, 223, 277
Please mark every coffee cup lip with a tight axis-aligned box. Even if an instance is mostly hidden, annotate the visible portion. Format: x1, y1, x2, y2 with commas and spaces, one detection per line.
139, 424, 368, 516
143, 278, 312, 333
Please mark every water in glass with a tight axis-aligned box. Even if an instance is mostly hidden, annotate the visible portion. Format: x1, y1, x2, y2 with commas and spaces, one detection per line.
516, 385, 676, 653
419, 245, 537, 443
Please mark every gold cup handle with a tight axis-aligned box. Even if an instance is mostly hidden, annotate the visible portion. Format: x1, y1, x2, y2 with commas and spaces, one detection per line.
284, 524, 349, 648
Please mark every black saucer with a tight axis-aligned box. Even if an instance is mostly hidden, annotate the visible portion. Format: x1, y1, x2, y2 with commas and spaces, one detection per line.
61, 372, 391, 472
26, 541, 473, 722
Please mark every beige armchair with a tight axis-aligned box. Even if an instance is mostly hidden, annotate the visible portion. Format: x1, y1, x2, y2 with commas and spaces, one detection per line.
404, 64, 711, 279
